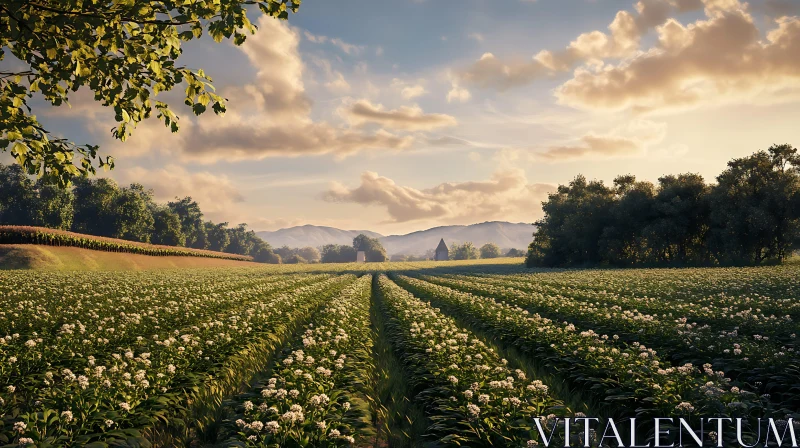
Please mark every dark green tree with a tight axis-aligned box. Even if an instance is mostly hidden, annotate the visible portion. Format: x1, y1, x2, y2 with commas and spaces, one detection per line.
1, 0, 300, 186
710, 144, 800, 263
71, 177, 121, 237
598, 176, 656, 266
225, 223, 254, 255
644, 174, 710, 265
31, 178, 74, 229
113, 183, 155, 242
168, 197, 207, 249
205, 221, 230, 252
151, 206, 185, 246
527, 175, 616, 267
0, 163, 35, 224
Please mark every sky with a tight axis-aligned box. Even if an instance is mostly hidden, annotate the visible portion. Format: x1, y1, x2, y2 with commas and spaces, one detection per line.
19, 0, 800, 235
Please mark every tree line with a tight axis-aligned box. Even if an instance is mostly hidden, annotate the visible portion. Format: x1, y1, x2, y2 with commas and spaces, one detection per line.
0, 164, 280, 262
526, 144, 800, 268
389, 243, 525, 262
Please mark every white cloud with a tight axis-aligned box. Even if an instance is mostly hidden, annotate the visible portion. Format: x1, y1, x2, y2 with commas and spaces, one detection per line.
322, 169, 554, 223
555, 11, 800, 113
114, 165, 244, 214
534, 119, 668, 161
339, 99, 458, 131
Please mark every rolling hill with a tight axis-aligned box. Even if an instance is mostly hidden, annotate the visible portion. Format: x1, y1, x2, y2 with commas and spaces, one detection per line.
257, 221, 535, 256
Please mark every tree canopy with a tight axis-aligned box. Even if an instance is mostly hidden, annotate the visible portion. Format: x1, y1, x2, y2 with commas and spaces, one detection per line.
451, 242, 479, 260
353, 233, 387, 262
526, 144, 800, 267
0, 162, 280, 261
1, 0, 299, 186
479, 242, 501, 259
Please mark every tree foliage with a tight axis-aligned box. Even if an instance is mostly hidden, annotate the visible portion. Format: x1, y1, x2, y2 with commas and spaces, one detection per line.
505, 248, 525, 257
353, 233, 387, 262
451, 242, 479, 260
479, 243, 501, 259
0, 0, 300, 186
320, 244, 356, 263
0, 162, 279, 261
527, 145, 800, 267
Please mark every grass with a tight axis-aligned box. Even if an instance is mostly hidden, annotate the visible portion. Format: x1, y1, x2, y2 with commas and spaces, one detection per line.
0, 244, 262, 271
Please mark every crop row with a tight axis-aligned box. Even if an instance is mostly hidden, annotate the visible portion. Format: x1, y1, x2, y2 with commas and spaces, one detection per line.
216, 275, 375, 447
0, 274, 356, 446
442, 272, 800, 336
0, 226, 253, 261
391, 274, 769, 429
376, 274, 564, 446
486, 266, 800, 314
0, 273, 326, 388
419, 273, 800, 406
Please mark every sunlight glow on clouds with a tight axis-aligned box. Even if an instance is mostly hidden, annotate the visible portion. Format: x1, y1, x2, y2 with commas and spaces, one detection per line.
322, 169, 554, 224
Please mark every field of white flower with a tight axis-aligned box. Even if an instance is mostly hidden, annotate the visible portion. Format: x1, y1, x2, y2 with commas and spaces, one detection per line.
0, 262, 798, 447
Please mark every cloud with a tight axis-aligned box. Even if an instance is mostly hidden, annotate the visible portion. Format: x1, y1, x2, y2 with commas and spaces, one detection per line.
457, 0, 707, 89
322, 169, 554, 224
555, 11, 800, 113
114, 165, 244, 214
86, 17, 414, 162
391, 78, 428, 99
534, 119, 667, 161
340, 99, 458, 131
447, 80, 472, 103
468, 33, 485, 42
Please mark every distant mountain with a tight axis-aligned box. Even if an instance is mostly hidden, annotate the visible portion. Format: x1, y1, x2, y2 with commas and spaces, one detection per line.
257, 221, 534, 256
380, 221, 534, 256
256, 225, 384, 249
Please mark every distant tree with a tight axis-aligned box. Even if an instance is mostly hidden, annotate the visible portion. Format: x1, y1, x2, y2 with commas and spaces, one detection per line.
284, 254, 307, 264
113, 183, 155, 242
451, 242, 479, 260
321, 244, 357, 263
151, 206, 185, 246
390, 254, 410, 262
72, 178, 121, 237
275, 245, 296, 260
297, 246, 321, 263
506, 248, 525, 257
353, 234, 388, 262
205, 221, 230, 252
0, 164, 36, 225
168, 197, 207, 249
479, 243, 501, 259
253, 246, 281, 263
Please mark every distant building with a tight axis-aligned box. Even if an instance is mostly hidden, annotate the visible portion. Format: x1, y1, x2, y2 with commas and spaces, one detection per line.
356, 251, 366, 263
434, 239, 449, 261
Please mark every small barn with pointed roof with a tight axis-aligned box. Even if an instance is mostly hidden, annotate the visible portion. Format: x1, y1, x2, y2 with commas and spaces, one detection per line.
434, 238, 449, 261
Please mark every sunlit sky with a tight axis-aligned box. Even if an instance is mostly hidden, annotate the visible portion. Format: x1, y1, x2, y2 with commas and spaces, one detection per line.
23, 0, 800, 235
